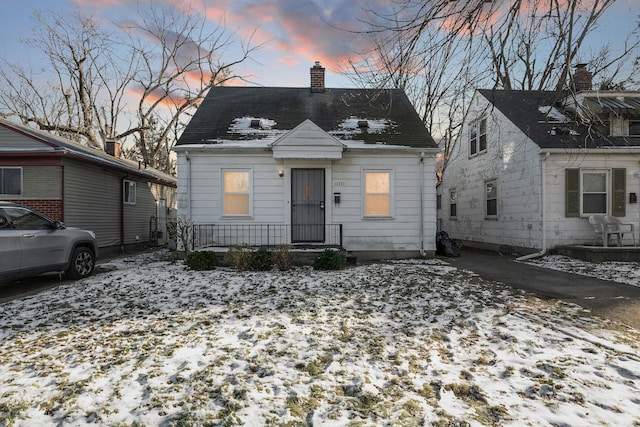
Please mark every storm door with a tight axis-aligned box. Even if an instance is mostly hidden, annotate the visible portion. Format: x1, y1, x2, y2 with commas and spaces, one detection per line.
291, 169, 325, 242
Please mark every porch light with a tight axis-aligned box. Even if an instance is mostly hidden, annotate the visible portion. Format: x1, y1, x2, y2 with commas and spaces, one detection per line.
278, 169, 284, 177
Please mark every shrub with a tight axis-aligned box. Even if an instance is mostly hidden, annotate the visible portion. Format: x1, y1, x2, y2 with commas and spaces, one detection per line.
271, 244, 293, 271
185, 250, 217, 271
251, 247, 273, 271
313, 249, 346, 270
223, 244, 253, 270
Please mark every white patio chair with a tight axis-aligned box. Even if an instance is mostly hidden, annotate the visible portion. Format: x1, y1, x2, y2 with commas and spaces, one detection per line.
603, 215, 636, 247
588, 215, 622, 247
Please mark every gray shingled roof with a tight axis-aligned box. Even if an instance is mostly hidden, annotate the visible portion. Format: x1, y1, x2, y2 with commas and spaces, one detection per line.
0, 118, 176, 185
177, 87, 437, 149
477, 89, 640, 149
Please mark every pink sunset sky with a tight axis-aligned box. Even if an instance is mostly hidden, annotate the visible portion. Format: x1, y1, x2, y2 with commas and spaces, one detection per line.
1, 0, 638, 89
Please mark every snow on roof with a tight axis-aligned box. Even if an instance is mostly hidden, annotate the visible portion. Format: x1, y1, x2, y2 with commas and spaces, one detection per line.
194, 116, 409, 149
228, 117, 283, 140
538, 105, 570, 123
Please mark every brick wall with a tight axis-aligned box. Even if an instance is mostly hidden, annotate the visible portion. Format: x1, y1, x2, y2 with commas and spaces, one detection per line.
5, 199, 64, 221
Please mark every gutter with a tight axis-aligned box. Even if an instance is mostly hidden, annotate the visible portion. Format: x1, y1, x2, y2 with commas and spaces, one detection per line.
516, 152, 550, 261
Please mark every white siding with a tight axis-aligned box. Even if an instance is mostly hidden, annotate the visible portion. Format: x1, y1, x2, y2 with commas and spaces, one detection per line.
177, 148, 438, 254
438, 91, 640, 251
331, 153, 436, 252
439, 92, 544, 250
544, 154, 640, 247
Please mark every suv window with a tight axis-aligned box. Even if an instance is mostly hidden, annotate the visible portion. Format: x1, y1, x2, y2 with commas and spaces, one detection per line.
3, 207, 53, 230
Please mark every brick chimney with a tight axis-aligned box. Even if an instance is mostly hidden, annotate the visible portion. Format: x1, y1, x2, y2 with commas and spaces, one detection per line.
310, 61, 325, 93
105, 139, 121, 158
573, 63, 592, 92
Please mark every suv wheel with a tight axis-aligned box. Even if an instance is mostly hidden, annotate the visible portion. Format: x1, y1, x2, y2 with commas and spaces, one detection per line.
67, 247, 95, 279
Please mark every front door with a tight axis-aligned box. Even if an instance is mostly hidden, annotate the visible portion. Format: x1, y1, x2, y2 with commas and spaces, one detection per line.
291, 169, 325, 242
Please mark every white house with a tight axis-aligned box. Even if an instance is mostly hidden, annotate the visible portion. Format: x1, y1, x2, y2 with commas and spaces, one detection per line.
438, 67, 640, 256
173, 62, 440, 260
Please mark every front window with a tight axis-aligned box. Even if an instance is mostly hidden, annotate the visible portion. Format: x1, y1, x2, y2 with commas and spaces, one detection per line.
486, 180, 497, 217
364, 170, 392, 217
223, 170, 251, 216
582, 171, 608, 214
469, 117, 487, 156
123, 180, 136, 204
0, 167, 22, 195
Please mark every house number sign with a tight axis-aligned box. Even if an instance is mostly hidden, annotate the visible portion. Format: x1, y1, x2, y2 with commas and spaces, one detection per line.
333, 180, 346, 187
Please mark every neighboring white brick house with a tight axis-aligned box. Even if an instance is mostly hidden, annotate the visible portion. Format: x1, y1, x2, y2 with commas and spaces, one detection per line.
438, 88, 640, 255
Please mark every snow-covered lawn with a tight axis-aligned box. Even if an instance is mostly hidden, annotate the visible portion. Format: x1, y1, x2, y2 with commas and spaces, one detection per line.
1, 251, 639, 426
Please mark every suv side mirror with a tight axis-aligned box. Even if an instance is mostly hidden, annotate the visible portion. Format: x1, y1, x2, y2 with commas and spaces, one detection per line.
52, 221, 65, 230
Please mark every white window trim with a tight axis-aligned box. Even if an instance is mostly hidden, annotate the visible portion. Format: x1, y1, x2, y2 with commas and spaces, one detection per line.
469, 117, 487, 157
449, 188, 457, 219
123, 179, 136, 205
362, 169, 395, 219
221, 168, 253, 218
485, 179, 497, 218
0, 167, 23, 196
580, 169, 610, 216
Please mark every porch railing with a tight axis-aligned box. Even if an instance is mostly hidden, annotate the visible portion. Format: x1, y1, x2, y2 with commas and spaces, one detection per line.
192, 224, 343, 249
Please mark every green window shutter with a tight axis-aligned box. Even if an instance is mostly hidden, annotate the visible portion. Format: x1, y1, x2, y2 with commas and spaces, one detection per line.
565, 168, 580, 217
612, 168, 626, 217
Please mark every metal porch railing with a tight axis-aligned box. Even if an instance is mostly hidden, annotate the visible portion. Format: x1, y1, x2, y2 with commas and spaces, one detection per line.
192, 224, 343, 249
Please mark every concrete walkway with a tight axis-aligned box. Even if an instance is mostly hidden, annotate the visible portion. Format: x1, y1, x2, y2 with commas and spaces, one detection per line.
444, 248, 640, 330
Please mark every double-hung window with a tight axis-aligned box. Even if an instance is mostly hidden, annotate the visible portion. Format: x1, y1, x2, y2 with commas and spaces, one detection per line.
123, 180, 136, 204
469, 117, 487, 156
486, 179, 497, 217
223, 169, 251, 216
565, 168, 626, 217
450, 189, 457, 218
363, 170, 392, 217
581, 170, 608, 214
0, 167, 22, 195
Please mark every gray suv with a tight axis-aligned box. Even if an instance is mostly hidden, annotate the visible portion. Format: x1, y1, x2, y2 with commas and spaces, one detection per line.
0, 202, 98, 282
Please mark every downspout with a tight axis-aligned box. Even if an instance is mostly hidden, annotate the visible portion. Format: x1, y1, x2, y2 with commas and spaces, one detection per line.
517, 152, 550, 261
419, 152, 426, 256
120, 174, 129, 254
185, 150, 192, 219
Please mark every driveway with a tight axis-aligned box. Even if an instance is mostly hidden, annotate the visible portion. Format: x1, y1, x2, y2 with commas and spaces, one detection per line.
445, 248, 640, 330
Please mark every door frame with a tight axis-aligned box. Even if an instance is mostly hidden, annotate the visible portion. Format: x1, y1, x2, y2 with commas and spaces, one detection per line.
291, 168, 325, 242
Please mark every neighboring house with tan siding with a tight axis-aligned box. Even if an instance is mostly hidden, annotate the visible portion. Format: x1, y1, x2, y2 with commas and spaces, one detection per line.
0, 117, 177, 256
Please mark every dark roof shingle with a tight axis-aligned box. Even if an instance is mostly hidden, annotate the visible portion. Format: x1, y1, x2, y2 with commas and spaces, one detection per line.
477, 89, 640, 149
177, 87, 437, 149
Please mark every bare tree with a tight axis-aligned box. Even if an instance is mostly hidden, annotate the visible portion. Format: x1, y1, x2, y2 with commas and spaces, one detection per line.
0, 10, 134, 147
0, 3, 260, 174
346, 0, 640, 179
120, 4, 258, 171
